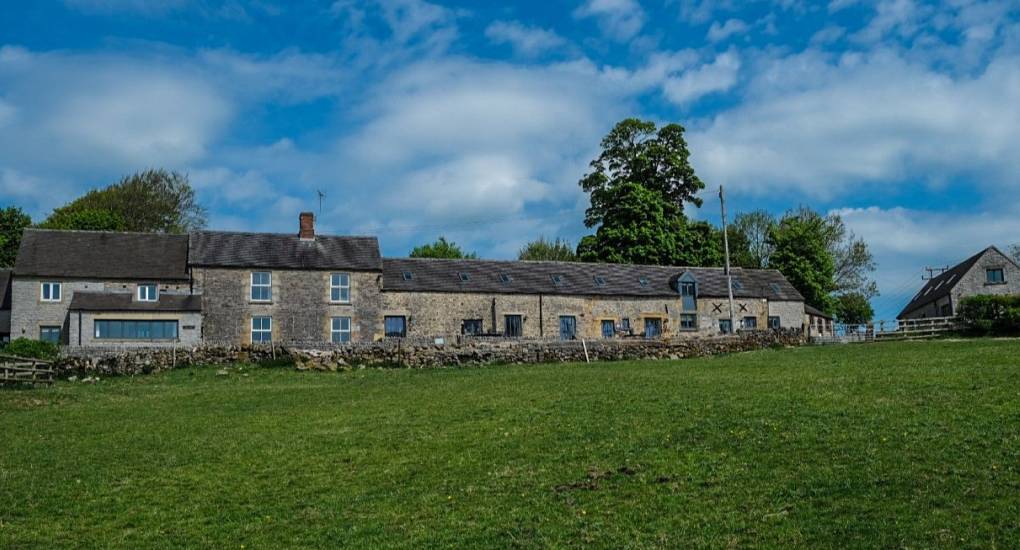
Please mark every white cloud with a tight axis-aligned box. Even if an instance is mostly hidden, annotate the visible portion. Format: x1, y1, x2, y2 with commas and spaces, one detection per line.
690, 49, 1020, 197
810, 25, 846, 44
485, 21, 568, 57
662, 51, 741, 105
573, 0, 646, 41
851, 0, 930, 44
707, 19, 749, 42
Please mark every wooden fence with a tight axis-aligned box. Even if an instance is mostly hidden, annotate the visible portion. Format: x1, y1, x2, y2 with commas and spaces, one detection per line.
0, 354, 55, 386
811, 316, 961, 344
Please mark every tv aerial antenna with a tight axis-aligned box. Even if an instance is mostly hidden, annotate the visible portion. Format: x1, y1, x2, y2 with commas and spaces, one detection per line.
316, 189, 326, 216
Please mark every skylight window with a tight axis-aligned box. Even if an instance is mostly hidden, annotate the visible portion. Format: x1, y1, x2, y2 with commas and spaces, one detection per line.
499, 273, 512, 284
638, 277, 649, 287
551, 274, 564, 286
593, 275, 606, 287
732, 279, 743, 290
458, 272, 470, 282
769, 283, 781, 294
402, 271, 413, 281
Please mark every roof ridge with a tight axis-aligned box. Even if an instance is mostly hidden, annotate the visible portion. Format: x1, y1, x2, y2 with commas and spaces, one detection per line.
193, 229, 378, 240
383, 257, 736, 271
23, 228, 188, 237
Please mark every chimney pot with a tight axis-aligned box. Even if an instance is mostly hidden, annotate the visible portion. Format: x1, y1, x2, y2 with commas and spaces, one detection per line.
299, 212, 315, 240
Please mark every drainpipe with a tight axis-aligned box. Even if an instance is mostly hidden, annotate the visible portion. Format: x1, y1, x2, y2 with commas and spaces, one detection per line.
491, 298, 496, 334
539, 294, 544, 338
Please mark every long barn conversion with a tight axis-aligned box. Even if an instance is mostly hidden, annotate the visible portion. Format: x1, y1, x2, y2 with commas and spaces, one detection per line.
8, 213, 807, 348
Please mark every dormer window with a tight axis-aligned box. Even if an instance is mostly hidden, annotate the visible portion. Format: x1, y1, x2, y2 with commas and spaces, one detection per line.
137, 284, 158, 302
678, 272, 697, 312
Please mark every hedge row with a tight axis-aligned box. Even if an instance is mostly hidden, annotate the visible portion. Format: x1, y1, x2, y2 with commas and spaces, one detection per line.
957, 295, 1020, 335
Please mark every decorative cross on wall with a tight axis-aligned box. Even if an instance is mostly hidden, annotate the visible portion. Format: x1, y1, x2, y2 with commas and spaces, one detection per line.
712, 303, 723, 313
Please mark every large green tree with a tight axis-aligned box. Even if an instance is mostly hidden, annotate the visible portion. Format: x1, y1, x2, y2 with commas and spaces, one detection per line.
768, 211, 837, 312
43, 169, 206, 233
577, 118, 717, 266
579, 118, 704, 228
834, 292, 875, 324
0, 206, 32, 268
410, 237, 477, 259
518, 237, 576, 262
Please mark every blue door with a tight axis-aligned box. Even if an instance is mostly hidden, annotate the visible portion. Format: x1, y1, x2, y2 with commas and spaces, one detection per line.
601, 319, 615, 338
559, 316, 577, 340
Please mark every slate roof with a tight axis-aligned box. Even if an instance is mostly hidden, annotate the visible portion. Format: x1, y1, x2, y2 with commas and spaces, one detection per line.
804, 304, 833, 319
14, 229, 190, 280
68, 292, 202, 312
189, 231, 381, 271
382, 258, 804, 300
898, 246, 1018, 318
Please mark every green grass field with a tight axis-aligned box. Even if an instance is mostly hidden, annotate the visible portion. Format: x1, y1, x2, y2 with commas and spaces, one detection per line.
2, 340, 1019, 548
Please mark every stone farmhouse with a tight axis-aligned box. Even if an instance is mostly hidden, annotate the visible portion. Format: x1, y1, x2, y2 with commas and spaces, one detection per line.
9, 213, 808, 348
898, 246, 1020, 319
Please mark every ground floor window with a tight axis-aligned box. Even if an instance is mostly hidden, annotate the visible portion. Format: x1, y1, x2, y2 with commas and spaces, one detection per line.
601, 319, 615, 338
331, 317, 351, 344
680, 314, 697, 330
40, 326, 61, 344
504, 315, 523, 338
644, 318, 663, 338
251, 316, 272, 343
719, 319, 733, 334
462, 319, 483, 335
621, 318, 630, 332
384, 316, 406, 338
743, 316, 758, 330
95, 320, 178, 340
768, 316, 781, 329
559, 316, 577, 340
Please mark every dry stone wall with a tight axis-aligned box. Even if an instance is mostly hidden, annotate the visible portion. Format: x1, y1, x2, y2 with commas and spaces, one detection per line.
54, 329, 804, 376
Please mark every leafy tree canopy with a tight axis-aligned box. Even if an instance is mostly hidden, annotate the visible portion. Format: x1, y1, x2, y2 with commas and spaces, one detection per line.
37, 208, 127, 232
576, 183, 720, 266
43, 169, 206, 234
1010, 244, 1020, 265
768, 211, 837, 313
730, 210, 776, 269
0, 206, 32, 268
834, 292, 875, 324
518, 237, 577, 262
579, 118, 704, 228
410, 237, 477, 259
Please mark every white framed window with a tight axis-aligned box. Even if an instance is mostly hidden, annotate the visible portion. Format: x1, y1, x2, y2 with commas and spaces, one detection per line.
251, 272, 272, 301
40, 282, 61, 302
137, 283, 158, 302
331, 317, 351, 344
330, 273, 350, 303
251, 316, 272, 343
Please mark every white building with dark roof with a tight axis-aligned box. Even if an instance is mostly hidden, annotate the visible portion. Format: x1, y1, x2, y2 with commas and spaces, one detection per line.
898, 246, 1020, 320
10, 213, 807, 348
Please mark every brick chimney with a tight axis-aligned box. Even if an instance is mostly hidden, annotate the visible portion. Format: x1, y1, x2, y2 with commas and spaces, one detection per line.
299, 212, 315, 240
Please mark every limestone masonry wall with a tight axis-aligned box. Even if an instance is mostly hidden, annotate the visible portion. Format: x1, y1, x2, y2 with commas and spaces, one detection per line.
54, 329, 804, 376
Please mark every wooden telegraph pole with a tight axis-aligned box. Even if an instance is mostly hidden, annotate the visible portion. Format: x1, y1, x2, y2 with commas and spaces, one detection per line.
719, 186, 737, 333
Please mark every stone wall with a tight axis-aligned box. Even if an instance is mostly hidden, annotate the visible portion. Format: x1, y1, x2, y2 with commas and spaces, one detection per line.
192, 268, 383, 345
53, 329, 805, 376
11, 277, 191, 344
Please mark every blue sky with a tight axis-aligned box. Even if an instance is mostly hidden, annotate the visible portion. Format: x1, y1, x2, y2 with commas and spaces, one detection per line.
1, 0, 1019, 320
